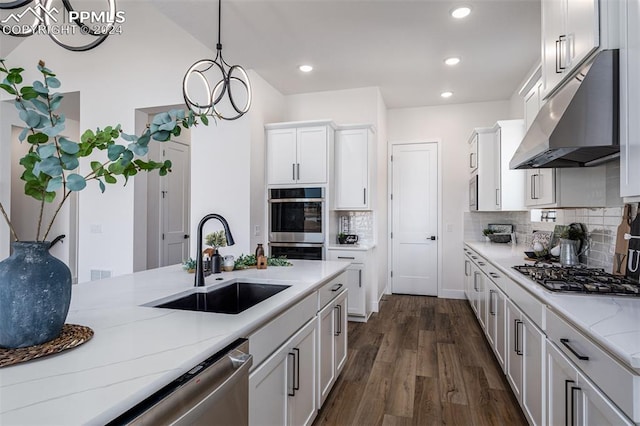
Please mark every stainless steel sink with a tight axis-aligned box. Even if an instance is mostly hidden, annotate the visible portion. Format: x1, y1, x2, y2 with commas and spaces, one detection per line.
152, 282, 290, 314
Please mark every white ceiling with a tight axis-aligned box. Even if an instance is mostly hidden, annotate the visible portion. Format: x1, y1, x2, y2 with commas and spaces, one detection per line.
153, 0, 541, 109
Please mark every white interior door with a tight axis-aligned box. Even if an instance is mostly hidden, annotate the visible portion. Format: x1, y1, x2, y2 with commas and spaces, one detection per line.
161, 141, 190, 266
391, 143, 438, 296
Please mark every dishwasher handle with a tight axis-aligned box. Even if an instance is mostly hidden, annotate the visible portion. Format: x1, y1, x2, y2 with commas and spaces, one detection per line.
172, 349, 253, 425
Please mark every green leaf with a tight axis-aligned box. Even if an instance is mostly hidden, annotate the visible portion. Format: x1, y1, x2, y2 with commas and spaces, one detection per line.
107, 144, 125, 161
19, 110, 43, 128
98, 179, 106, 193
60, 153, 79, 170
42, 123, 65, 137
59, 137, 79, 154
45, 76, 61, 88
6, 72, 22, 85
37, 63, 55, 76
90, 161, 103, 172
137, 131, 150, 146
104, 174, 117, 184
25, 180, 46, 201
81, 129, 95, 143
46, 176, 63, 192
67, 174, 86, 191
108, 162, 125, 175
37, 144, 57, 159
19, 86, 38, 100
32, 80, 48, 94
201, 115, 209, 126
0, 83, 16, 95
37, 157, 63, 177
27, 132, 48, 144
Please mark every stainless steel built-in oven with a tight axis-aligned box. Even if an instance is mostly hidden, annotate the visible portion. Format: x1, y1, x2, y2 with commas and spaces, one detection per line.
269, 187, 325, 243
469, 173, 478, 211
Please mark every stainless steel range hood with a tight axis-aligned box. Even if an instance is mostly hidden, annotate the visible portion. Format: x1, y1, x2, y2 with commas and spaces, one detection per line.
510, 49, 619, 169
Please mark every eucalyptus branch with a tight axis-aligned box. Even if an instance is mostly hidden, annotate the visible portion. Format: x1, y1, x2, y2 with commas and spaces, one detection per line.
41, 190, 71, 242
0, 202, 19, 242
36, 196, 45, 241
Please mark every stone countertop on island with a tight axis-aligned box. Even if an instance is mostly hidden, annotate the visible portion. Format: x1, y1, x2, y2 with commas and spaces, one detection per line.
0, 260, 349, 425
465, 241, 640, 371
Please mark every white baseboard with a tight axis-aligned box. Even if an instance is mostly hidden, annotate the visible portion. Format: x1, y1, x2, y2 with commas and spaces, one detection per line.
438, 289, 466, 300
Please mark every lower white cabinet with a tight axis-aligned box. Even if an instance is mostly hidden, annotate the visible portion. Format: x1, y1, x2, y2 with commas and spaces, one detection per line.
547, 341, 633, 426
249, 318, 318, 426
486, 279, 506, 371
318, 289, 348, 407
328, 248, 373, 319
505, 299, 545, 426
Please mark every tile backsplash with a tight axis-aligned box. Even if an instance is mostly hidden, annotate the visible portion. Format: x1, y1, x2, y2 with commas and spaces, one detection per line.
333, 211, 374, 244
464, 205, 631, 270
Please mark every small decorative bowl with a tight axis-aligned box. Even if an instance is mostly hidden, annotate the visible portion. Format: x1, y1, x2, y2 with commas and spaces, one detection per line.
487, 233, 511, 243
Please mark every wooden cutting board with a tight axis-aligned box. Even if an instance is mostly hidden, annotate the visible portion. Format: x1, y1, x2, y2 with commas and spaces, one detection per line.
613, 204, 633, 275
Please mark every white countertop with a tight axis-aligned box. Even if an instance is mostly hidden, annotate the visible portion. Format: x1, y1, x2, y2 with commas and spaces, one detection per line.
0, 260, 349, 425
465, 241, 640, 371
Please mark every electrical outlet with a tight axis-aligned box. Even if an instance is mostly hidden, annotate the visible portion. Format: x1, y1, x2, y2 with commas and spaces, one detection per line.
254, 225, 260, 236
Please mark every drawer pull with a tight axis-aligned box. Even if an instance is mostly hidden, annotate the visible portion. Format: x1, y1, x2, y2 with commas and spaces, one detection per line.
560, 338, 590, 361
478, 261, 486, 266
331, 283, 344, 292
489, 272, 499, 279
337, 256, 355, 260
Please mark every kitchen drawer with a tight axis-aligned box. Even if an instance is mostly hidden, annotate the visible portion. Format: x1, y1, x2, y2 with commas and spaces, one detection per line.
327, 250, 366, 264
249, 292, 317, 369
480, 261, 510, 294
546, 308, 640, 422
318, 271, 347, 310
506, 275, 544, 330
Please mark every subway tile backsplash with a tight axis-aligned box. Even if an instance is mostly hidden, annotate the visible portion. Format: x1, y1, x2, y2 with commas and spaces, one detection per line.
464, 205, 628, 271
333, 211, 374, 244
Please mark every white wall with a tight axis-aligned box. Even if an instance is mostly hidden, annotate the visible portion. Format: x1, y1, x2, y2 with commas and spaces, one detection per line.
387, 100, 511, 298
1, 0, 215, 281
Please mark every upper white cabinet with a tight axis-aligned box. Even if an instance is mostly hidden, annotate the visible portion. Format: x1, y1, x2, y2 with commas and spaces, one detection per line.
620, 0, 640, 198
472, 120, 526, 211
525, 166, 607, 208
469, 133, 478, 173
266, 121, 335, 186
542, 0, 599, 98
334, 125, 375, 210
525, 169, 556, 206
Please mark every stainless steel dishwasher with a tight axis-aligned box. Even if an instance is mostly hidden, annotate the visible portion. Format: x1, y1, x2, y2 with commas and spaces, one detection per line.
109, 339, 252, 425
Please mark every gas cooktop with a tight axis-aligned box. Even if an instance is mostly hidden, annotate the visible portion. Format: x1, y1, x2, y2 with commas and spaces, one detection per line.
512, 265, 640, 296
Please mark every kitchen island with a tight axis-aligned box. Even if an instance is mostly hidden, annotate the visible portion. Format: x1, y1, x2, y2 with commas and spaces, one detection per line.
0, 260, 349, 425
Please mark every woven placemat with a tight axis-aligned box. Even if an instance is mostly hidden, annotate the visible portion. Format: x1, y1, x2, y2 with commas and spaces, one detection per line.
0, 324, 94, 368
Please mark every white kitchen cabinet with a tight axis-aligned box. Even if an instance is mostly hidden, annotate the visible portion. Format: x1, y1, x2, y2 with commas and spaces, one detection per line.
469, 133, 478, 173
318, 287, 347, 407
486, 279, 507, 372
523, 70, 543, 132
620, 0, 640, 198
249, 318, 318, 426
547, 341, 633, 426
471, 120, 526, 211
526, 166, 608, 208
542, 0, 599, 98
266, 121, 335, 186
506, 299, 545, 426
334, 125, 375, 210
463, 253, 473, 301
327, 248, 373, 319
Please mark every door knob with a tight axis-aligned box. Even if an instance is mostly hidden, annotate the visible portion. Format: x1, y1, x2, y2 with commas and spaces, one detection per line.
184, 234, 190, 239
430, 236, 437, 240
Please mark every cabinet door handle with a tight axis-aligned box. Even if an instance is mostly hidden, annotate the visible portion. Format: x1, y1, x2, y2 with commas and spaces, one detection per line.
287, 352, 296, 396
297, 163, 300, 180
570, 385, 581, 426
531, 174, 538, 200
469, 152, 474, 168
514, 319, 523, 355
334, 305, 342, 336
489, 289, 496, 316
555, 37, 562, 73
560, 338, 590, 361
293, 347, 300, 391
337, 256, 355, 260
465, 260, 470, 277
363, 188, 367, 205
292, 163, 296, 181
564, 379, 575, 426
558, 34, 567, 71
473, 271, 480, 291
358, 269, 362, 287
331, 283, 344, 292
496, 188, 500, 206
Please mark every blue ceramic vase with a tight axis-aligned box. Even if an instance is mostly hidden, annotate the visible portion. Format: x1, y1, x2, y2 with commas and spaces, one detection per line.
0, 241, 72, 348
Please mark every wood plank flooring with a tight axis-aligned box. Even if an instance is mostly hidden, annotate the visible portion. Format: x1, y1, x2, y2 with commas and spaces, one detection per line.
313, 295, 526, 426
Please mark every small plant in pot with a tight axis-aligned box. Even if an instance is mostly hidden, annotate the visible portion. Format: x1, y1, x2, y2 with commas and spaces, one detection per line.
0, 60, 215, 349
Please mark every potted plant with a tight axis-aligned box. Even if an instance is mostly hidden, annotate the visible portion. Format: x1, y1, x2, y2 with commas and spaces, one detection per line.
0, 60, 215, 349
204, 230, 226, 273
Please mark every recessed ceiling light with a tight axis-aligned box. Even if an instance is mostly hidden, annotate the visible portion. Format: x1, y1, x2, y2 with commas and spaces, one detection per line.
441, 91, 454, 98
444, 57, 461, 66
451, 6, 471, 19
299, 65, 313, 73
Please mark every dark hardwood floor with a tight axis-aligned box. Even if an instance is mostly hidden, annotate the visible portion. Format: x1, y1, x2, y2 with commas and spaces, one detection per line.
313, 295, 527, 426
